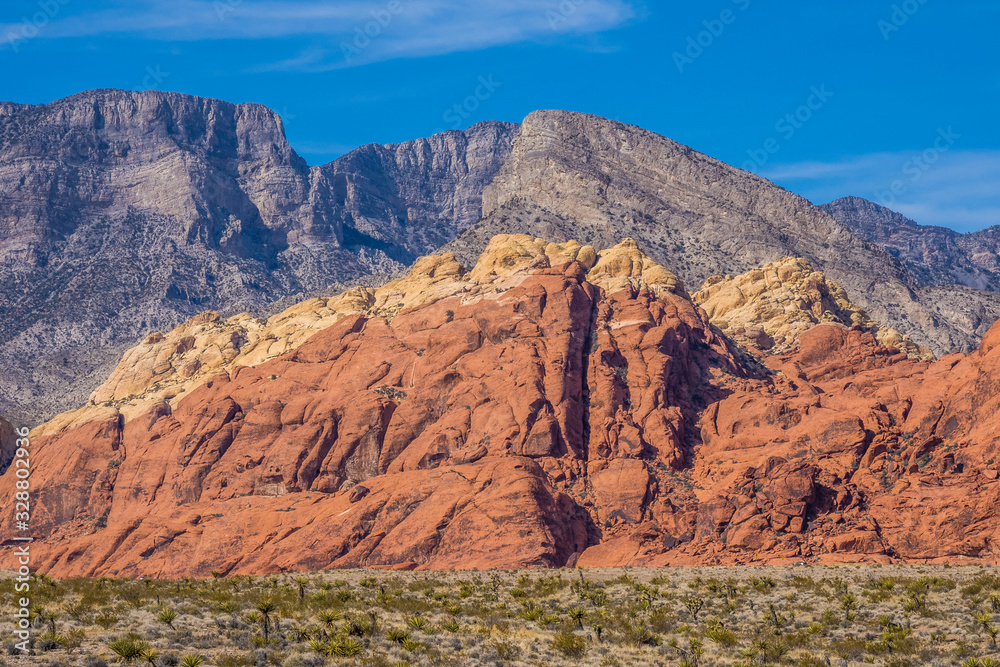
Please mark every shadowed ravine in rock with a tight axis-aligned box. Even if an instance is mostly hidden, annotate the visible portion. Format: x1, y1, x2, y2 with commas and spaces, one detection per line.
3, 236, 999, 577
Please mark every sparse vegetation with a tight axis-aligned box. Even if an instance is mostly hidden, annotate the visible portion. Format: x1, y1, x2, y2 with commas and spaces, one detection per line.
2, 565, 1000, 665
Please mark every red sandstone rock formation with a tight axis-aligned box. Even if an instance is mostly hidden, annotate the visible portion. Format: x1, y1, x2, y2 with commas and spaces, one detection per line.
2, 237, 999, 576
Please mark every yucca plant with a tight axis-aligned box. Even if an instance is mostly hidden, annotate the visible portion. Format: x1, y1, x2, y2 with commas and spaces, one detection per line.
157, 607, 177, 628
254, 598, 278, 640
39, 609, 58, 636
179, 655, 204, 667
317, 609, 342, 633
108, 634, 150, 663
216, 600, 240, 615
841, 593, 859, 621
295, 577, 308, 603
329, 637, 363, 657
386, 628, 411, 644
400, 637, 424, 653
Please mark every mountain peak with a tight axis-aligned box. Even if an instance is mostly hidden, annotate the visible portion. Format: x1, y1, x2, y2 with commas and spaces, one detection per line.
822, 198, 1000, 291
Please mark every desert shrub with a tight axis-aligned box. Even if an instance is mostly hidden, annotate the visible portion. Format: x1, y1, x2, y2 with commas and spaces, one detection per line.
95, 608, 121, 629
705, 624, 738, 647
552, 632, 587, 658
794, 656, 830, 667
831, 636, 868, 661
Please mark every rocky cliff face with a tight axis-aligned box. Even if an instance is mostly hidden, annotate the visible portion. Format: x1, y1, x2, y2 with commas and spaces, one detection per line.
0, 90, 515, 425
320, 121, 518, 260
5, 236, 1000, 576
821, 196, 1000, 291
3, 94, 1000, 429
444, 111, 997, 357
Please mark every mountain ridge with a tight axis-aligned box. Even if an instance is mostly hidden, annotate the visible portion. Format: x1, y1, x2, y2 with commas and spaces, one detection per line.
2, 90, 1000, 426
821, 195, 1000, 291
0, 89, 515, 424
446, 110, 1000, 356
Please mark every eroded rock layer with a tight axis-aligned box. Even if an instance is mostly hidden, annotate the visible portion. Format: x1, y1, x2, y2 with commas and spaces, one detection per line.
692, 257, 931, 359
2, 236, 999, 576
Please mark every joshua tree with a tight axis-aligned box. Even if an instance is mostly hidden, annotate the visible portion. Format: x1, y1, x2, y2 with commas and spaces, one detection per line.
295, 577, 308, 603
40, 609, 58, 636
255, 598, 278, 640
568, 607, 586, 629
974, 610, 998, 647
317, 610, 341, 637
841, 593, 859, 622
684, 596, 704, 620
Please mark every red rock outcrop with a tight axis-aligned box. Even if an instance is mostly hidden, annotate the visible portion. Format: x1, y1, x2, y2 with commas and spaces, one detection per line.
2, 236, 1000, 576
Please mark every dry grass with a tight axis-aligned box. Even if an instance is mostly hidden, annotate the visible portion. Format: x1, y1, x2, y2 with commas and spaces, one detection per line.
1, 565, 999, 666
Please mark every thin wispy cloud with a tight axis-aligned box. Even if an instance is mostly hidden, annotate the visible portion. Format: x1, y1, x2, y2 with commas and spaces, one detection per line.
1, 0, 637, 68
760, 150, 1000, 233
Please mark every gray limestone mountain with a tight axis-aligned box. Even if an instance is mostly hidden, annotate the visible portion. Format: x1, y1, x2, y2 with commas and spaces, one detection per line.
442, 110, 1000, 356
1, 93, 999, 426
0, 89, 515, 424
821, 196, 1000, 291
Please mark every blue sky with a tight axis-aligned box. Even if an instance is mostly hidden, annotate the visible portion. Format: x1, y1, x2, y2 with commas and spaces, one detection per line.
1, 0, 998, 232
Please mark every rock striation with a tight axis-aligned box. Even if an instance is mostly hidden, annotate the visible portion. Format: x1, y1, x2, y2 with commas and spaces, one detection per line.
4, 94, 1000, 430
3, 235, 999, 576
822, 196, 1000, 291
445, 110, 999, 357
0, 89, 515, 424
